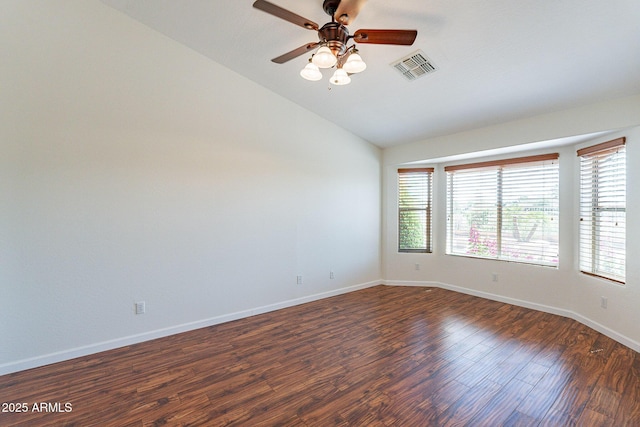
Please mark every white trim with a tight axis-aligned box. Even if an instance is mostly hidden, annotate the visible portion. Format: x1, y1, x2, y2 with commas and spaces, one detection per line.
0, 280, 381, 376
383, 280, 640, 353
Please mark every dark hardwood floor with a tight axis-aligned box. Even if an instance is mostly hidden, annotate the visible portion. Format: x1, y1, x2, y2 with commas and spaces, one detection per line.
1, 285, 639, 426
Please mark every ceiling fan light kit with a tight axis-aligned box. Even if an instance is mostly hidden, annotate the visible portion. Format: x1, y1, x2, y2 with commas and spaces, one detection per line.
312, 46, 338, 68
330, 68, 351, 85
342, 51, 367, 73
300, 61, 323, 81
253, 0, 417, 86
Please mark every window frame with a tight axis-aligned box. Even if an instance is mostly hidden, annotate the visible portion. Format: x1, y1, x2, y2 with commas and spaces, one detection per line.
578, 137, 626, 284
398, 168, 434, 253
445, 153, 560, 266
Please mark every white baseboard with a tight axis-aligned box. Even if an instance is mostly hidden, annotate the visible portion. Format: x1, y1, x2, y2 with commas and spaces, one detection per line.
0, 280, 381, 376
383, 280, 640, 353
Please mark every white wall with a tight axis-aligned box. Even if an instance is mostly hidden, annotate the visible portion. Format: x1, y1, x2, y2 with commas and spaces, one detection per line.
0, 1, 381, 374
383, 96, 640, 350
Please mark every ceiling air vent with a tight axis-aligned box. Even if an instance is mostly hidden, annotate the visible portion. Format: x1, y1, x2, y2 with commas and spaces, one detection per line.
391, 50, 438, 81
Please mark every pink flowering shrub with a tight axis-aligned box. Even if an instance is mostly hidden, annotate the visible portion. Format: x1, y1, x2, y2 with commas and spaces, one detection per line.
467, 226, 498, 257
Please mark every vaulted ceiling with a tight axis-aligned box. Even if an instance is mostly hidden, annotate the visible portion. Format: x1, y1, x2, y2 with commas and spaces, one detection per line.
101, 0, 640, 148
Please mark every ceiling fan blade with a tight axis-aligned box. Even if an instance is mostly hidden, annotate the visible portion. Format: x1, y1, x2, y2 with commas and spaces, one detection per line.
353, 29, 418, 45
253, 0, 319, 31
335, 0, 368, 25
271, 42, 321, 64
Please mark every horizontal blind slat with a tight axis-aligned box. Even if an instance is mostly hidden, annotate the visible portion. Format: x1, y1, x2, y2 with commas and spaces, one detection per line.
578, 142, 626, 283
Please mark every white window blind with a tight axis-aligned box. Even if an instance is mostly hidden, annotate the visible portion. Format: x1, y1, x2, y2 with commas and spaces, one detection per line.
578, 137, 626, 283
398, 168, 433, 253
445, 154, 559, 266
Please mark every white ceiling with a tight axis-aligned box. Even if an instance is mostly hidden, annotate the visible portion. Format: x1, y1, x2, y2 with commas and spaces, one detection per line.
100, 0, 640, 148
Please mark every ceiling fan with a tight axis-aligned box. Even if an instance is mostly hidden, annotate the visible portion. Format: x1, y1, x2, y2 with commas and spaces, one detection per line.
253, 0, 417, 85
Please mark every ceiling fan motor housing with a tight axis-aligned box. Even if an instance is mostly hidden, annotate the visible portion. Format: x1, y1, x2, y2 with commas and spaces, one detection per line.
318, 22, 349, 57
322, 0, 341, 17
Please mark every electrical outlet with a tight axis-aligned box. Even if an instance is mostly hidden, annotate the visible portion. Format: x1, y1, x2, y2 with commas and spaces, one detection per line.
135, 301, 146, 315
297, 275, 303, 285
330, 271, 335, 279
492, 273, 499, 282
415, 263, 420, 271
601, 297, 608, 309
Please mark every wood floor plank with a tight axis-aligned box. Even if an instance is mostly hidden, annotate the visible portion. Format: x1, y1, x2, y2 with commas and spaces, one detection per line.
503, 409, 540, 427
464, 378, 534, 426
613, 354, 640, 426
514, 360, 551, 386
439, 377, 503, 426
423, 378, 470, 415
598, 342, 635, 393
1, 285, 638, 426
514, 362, 575, 421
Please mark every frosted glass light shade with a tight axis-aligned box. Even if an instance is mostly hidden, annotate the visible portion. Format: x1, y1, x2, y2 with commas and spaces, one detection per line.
330, 68, 351, 85
342, 53, 367, 73
300, 62, 322, 81
312, 46, 337, 68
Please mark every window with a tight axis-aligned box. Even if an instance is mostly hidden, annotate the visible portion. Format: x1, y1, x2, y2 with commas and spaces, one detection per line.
398, 168, 433, 253
445, 154, 559, 266
578, 137, 626, 283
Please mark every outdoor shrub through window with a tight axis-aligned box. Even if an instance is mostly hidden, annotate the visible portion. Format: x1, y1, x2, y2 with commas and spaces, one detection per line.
445, 154, 559, 266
